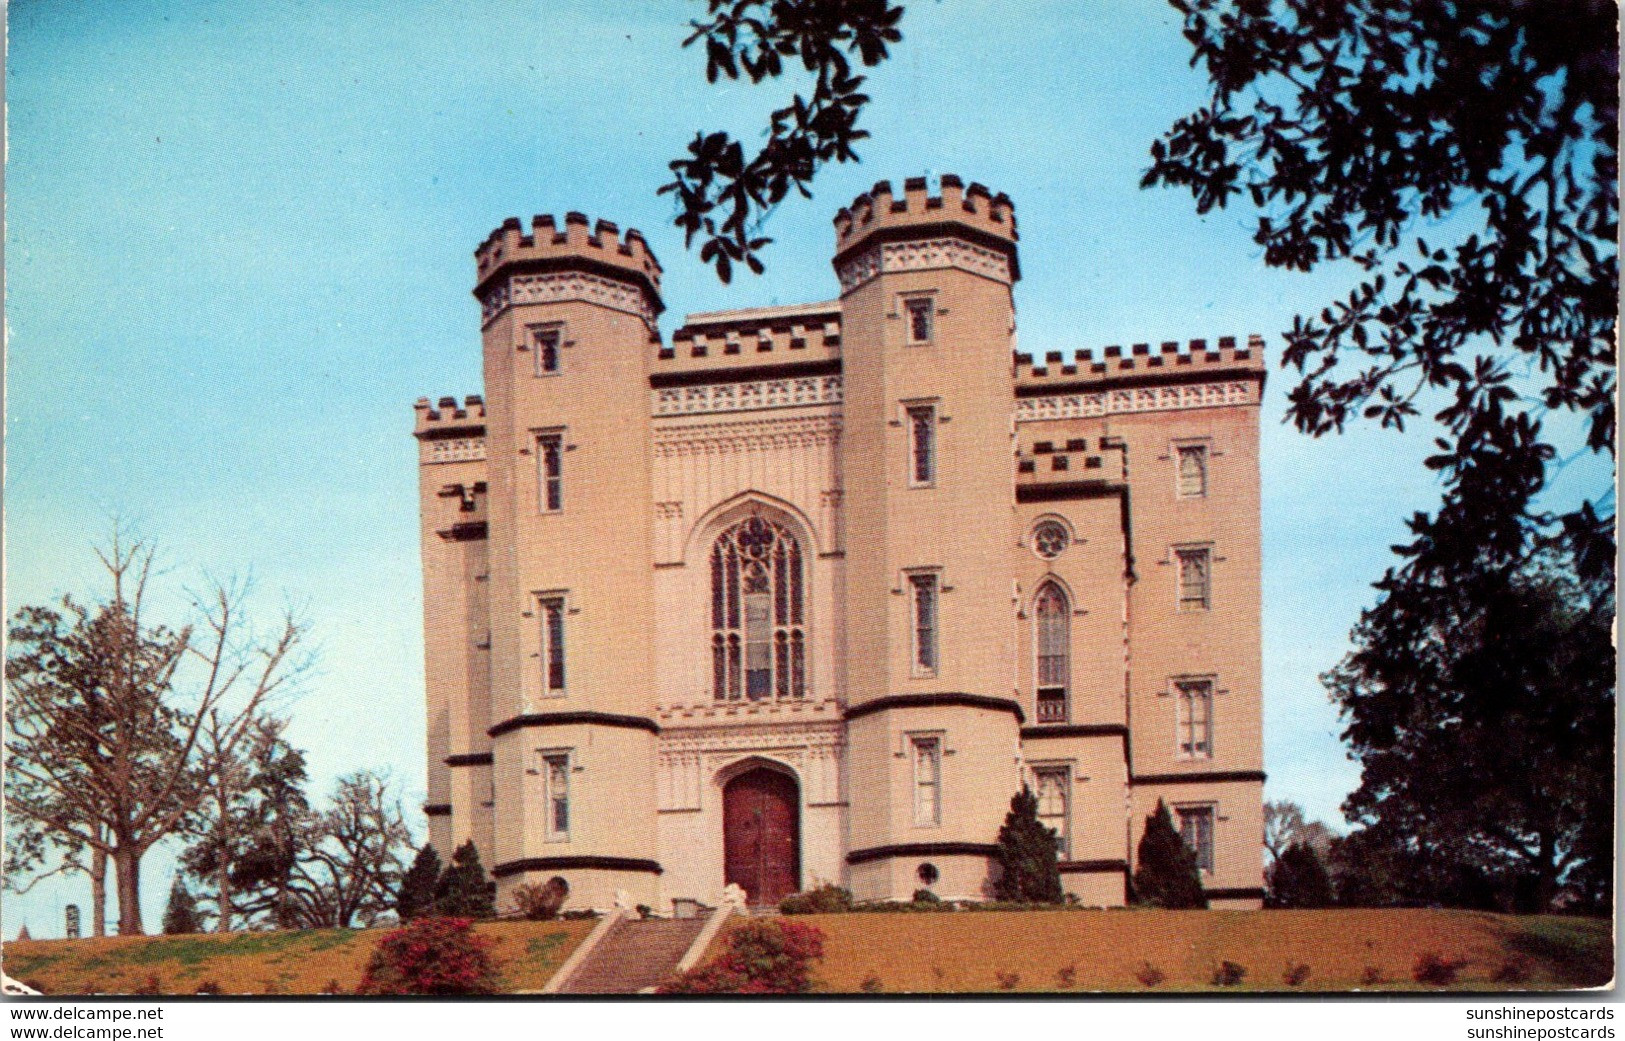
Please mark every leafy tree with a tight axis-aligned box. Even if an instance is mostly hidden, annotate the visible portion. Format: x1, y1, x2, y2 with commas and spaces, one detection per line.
1144, 0, 1617, 580
992, 786, 1063, 904
395, 844, 442, 922
161, 877, 203, 935
1132, 800, 1207, 909
181, 715, 310, 931
1267, 840, 1334, 909
661, 0, 904, 281
279, 771, 414, 929
4, 531, 307, 935
1326, 547, 1613, 913
434, 840, 496, 920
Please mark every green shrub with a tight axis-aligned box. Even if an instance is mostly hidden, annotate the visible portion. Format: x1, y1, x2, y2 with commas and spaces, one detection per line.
395, 844, 442, 922
510, 876, 569, 921
779, 883, 854, 915
1268, 842, 1335, 908
1134, 962, 1166, 987
1211, 960, 1247, 986
1492, 958, 1530, 985
434, 841, 496, 919
993, 787, 1063, 903
1133, 800, 1207, 909
995, 970, 1020, 990
911, 888, 940, 904
1282, 962, 1311, 987
860, 975, 884, 993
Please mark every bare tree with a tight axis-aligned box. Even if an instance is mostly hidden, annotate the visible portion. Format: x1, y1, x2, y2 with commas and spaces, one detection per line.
4, 530, 308, 935
280, 771, 412, 930
1263, 800, 1336, 866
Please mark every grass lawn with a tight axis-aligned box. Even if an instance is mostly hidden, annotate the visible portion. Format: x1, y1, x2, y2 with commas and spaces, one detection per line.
2, 918, 595, 996
786, 908, 1612, 993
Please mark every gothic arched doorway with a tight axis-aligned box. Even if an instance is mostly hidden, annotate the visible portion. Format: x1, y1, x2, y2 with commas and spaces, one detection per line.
722, 766, 801, 906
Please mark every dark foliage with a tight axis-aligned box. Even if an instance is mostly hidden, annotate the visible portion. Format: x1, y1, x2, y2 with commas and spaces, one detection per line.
658, 919, 825, 994
779, 883, 854, 914
992, 786, 1064, 904
1282, 962, 1311, 987
434, 840, 496, 920
395, 844, 441, 922
355, 916, 499, 996
1268, 840, 1335, 909
1211, 960, 1247, 986
661, 0, 904, 282
1326, 549, 1613, 913
1133, 800, 1207, 909
1145, 0, 1617, 581
1412, 951, 1463, 987
1134, 961, 1166, 987
160, 878, 202, 935
509, 876, 569, 921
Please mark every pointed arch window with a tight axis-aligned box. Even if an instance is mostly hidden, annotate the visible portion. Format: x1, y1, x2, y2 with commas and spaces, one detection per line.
1035, 582, 1070, 724
711, 516, 806, 701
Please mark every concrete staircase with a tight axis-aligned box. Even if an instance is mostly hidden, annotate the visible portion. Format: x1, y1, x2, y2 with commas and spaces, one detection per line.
556, 917, 709, 994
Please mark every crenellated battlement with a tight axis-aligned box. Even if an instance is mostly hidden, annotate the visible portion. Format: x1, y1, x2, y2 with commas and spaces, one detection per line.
414, 394, 486, 431
833, 175, 1020, 289
473, 213, 663, 327
656, 301, 842, 377
1014, 335, 1266, 390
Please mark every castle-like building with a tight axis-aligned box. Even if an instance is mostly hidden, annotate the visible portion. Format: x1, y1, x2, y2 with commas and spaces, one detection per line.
414, 176, 1265, 912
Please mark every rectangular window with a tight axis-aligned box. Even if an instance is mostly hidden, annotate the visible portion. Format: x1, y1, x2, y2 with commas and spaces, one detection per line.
1176, 547, 1210, 611
907, 404, 936, 486
1034, 767, 1070, 858
905, 297, 934, 344
532, 326, 562, 375
910, 573, 939, 674
1176, 444, 1207, 497
1175, 678, 1213, 759
912, 735, 942, 827
1176, 805, 1215, 874
537, 433, 563, 513
543, 752, 570, 840
541, 596, 566, 694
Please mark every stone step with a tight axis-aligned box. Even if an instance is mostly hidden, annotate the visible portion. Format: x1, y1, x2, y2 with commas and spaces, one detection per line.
557, 917, 709, 994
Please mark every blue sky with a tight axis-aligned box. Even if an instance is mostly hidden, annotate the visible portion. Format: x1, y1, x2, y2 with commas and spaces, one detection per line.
5, 0, 1608, 936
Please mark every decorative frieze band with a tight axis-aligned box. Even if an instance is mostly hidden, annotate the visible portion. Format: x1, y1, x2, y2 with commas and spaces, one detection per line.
1014, 380, 1257, 422
836, 236, 1013, 293
653, 415, 842, 457
653, 375, 844, 417
480, 271, 656, 326
424, 437, 487, 464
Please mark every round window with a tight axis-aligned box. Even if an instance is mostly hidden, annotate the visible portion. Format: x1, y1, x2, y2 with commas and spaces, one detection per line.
1032, 520, 1069, 559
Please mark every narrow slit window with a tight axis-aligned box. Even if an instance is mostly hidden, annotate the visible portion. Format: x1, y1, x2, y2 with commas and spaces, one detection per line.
1176, 444, 1207, 497
1034, 767, 1070, 858
541, 597, 566, 694
537, 434, 563, 513
905, 297, 934, 343
1035, 583, 1069, 724
543, 753, 570, 840
1176, 678, 1213, 759
913, 736, 942, 826
1177, 805, 1215, 874
908, 405, 936, 486
533, 327, 562, 375
1176, 547, 1210, 611
911, 573, 939, 674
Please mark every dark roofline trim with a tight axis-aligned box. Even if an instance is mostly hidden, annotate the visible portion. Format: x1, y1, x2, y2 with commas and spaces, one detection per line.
845, 693, 1025, 726
1132, 769, 1267, 786
1021, 724, 1128, 741
1058, 859, 1128, 875
846, 842, 1000, 866
492, 856, 663, 879
422, 803, 452, 817
445, 752, 493, 768
488, 711, 660, 739
415, 424, 487, 442
1016, 481, 1125, 504
649, 357, 842, 390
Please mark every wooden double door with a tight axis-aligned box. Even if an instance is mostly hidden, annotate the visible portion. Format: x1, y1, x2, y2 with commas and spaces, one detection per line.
723, 767, 801, 906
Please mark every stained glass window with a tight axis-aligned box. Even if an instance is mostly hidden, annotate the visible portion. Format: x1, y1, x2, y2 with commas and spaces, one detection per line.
710, 517, 806, 700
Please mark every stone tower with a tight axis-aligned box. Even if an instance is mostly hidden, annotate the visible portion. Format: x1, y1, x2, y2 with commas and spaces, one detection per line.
472, 213, 664, 909
833, 177, 1025, 900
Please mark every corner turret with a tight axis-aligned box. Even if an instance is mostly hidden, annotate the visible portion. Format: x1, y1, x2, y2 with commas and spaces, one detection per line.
833, 175, 1020, 292
473, 212, 663, 328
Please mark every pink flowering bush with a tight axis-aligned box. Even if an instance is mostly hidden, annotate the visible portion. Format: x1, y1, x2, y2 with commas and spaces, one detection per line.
356, 917, 500, 995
